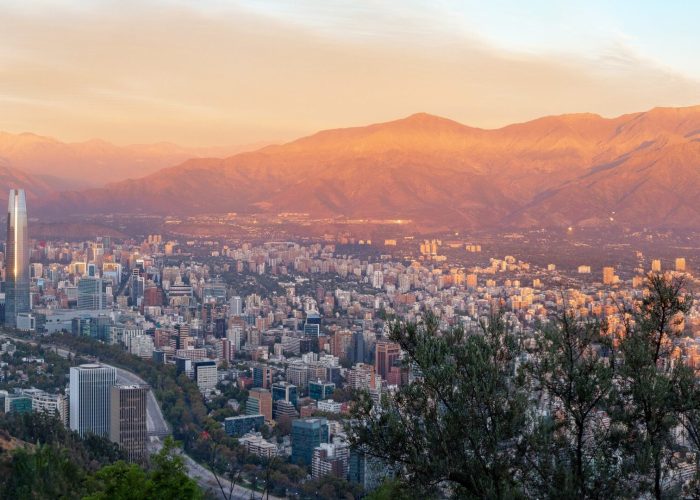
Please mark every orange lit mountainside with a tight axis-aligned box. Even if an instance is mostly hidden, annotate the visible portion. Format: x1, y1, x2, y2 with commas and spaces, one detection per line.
33, 106, 700, 229
0, 132, 251, 187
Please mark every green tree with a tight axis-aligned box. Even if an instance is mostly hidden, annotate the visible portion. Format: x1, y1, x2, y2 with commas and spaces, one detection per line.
613, 274, 693, 499
0, 443, 86, 499
147, 437, 203, 500
84, 461, 148, 500
348, 314, 530, 498
526, 313, 622, 498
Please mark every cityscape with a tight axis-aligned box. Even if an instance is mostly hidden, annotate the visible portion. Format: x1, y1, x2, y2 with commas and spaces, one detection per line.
1, 2, 700, 500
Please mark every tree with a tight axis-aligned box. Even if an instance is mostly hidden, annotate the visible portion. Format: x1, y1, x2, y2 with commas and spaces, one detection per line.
147, 436, 203, 500
526, 312, 622, 498
348, 313, 530, 498
613, 274, 693, 499
0, 443, 86, 499
84, 461, 149, 500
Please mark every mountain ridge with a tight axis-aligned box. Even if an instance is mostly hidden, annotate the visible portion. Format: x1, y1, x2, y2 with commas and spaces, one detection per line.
23, 105, 700, 230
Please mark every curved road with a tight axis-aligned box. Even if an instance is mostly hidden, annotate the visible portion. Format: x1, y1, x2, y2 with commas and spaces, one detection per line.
0, 333, 273, 499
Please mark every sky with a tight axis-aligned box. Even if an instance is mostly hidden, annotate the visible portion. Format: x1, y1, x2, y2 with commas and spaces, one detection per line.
1, 0, 699, 147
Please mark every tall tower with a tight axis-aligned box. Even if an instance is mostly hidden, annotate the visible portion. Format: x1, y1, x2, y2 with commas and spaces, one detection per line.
5, 189, 29, 327
69, 363, 116, 437
110, 385, 148, 463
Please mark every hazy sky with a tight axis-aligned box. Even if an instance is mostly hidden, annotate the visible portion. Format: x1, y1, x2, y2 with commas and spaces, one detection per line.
1, 0, 699, 146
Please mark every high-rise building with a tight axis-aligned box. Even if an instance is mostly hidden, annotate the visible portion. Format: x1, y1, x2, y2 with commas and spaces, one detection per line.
224, 414, 264, 437
271, 381, 298, 407
110, 385, 148, 462
309, 380, 335, 401
253, 365, 274, 389
286, 361, 309, 389
312, 441, 350, 479
193, 360, 217, 392
291, 418, 329, 466
77, 276, 108, 310
375, 341, 401, 381
246, 388, 273, 422
602, 267, 616, 285
351, 330, 366, 364
70, 364, 116, 437
676, 258, 687, 272
5, 189, 29, 327
230, 295, 243, 316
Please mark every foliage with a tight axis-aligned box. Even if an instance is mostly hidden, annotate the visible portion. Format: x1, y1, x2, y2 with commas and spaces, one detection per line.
350, 275, 699, 500
349, 313, 530, 498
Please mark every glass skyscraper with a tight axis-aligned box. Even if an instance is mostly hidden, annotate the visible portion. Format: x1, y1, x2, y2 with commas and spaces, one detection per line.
70, 363, 117, 437
5, 189, 29, 327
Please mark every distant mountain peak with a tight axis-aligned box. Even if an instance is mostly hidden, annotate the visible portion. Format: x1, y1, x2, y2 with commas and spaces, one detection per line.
20, 104, 700, 232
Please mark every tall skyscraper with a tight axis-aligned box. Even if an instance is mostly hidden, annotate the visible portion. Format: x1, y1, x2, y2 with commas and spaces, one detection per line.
230, 295, 243, 316
291, 418, 329, 466
5, 189, 29, 327
374, 340, 401, 381
110, 385, 148, 462
70, 363, 116, 437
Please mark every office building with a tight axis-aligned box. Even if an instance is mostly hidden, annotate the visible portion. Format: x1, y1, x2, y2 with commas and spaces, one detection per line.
5, 189, 30, 327
309, 380, 335, 401
271, 381, 298, 407
273, 399, 299, 421
317, 399, 342, 414
4, 394, 32, 414
239, 433, 278, 458
291, 418, 329, 466
21, 388, 68, 425
375, 341, 401, 381
69, 364, 116, 437
312, 441, 349, 479
602, 267, 617, 286
110, 385, 148, 462
193, 360, 217, 392
230, 295, 243, 316
224, 414, 264, 437
77, 276, 108, 310
286, 361, 309, 389
246, 388, 273, 422
303, 311, 321, 337
253, 365, 274, 389
676, 258, 687, 272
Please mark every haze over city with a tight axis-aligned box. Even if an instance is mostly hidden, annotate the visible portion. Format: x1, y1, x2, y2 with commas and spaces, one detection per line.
0, 2, 699, 500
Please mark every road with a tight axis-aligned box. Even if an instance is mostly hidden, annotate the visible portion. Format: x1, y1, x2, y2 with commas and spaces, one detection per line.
111, 365, 169, 436
0, 332, 275, 499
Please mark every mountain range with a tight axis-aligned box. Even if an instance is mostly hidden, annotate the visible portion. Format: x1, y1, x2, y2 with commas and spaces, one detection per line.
0, 132, 258, 188
4, 106, 700, 230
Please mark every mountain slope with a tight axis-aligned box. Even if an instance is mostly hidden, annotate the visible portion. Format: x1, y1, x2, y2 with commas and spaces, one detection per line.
39, 106, 700, 230
0, 132, 252, 187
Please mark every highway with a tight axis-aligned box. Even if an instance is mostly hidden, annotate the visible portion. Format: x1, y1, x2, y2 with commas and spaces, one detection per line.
110, 364, 169, 437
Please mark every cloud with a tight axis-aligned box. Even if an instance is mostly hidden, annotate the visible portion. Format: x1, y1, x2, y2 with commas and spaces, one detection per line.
0, 1, 698, 146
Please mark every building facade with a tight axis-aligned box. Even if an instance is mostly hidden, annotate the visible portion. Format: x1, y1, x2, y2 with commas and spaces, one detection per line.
5, 189, 30, 327
69, 364, 116, 437
109, 384, 148, 462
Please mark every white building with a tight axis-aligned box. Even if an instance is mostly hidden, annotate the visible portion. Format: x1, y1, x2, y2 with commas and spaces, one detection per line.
317, 399, 342, 414
69, 364, 116, 437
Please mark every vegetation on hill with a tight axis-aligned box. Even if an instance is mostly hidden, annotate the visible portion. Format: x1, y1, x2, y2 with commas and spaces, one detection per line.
350, 274, 699, 499
0, 412, 201, 499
